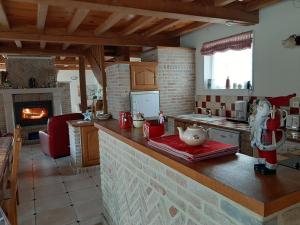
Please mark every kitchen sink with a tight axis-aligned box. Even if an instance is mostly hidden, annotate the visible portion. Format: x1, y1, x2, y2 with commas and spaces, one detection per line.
177, 114, 225, 122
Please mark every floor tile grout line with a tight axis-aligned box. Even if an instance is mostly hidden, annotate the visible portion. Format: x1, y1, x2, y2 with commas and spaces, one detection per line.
31, 150, 37, 225
56, 158, 81, 225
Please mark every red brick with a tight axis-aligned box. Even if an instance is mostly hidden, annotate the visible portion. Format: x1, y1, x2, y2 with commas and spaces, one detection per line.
206, 95, 211, 102
226, 110, 231, 118
290, 107, 300, 114
169, 206, 178, 217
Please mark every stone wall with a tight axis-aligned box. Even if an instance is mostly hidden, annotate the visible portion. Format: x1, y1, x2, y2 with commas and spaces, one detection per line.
6, 57, 56, 88
143, 47, 196, 116
99, 130, 300, 225
105, 64, 131, 119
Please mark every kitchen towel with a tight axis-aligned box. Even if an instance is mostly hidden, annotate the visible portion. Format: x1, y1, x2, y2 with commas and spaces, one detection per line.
148, 135, 239, 162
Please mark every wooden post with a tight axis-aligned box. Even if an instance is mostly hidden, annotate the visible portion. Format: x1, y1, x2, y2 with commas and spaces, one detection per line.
79, 56, 87, 112
99, 45, 108, 114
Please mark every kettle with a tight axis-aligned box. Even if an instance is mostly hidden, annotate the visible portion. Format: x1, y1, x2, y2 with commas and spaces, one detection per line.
177, 124, 209, 146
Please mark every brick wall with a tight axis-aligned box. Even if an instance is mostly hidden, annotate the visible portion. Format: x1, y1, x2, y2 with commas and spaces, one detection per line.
68, 125, 82, 167
143, 47, 196, 116
99, 130, 300, 225
58, 82, 72, 114
105, 64, 131, 119
105, 47, 196, 119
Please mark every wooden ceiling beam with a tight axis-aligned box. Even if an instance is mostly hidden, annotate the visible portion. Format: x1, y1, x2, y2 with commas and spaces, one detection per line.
54, 58, 89, 65
15, 40, 22, 48
122, 16, 157, 36
37, 3, 48, 49
169, 22, 209, 37
94, 12, 124, 36
0, 46, 84, 56
143, 19, 181, 37
40, 41, 46, 49
246, 0, 282, 12
0, 1, 10, 29
0, 31, 179, 47
63, 8, 90, 50
12, 0, 259, 24
214, 0, 236, 7
37, 3, 48, 30
66, 9, 89, 33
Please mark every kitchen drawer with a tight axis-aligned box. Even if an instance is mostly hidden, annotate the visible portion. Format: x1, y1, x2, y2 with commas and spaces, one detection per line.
208, 128, 240, 146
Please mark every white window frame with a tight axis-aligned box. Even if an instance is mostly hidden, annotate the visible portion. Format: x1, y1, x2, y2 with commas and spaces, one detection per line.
204, 46, 254, 92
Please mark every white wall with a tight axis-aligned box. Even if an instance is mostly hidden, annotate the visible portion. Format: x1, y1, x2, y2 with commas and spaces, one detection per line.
57, 70, 101, 112
181, 1, 300, 97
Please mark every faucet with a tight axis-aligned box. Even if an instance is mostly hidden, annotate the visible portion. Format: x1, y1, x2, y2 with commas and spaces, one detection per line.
206, 108, 212, 117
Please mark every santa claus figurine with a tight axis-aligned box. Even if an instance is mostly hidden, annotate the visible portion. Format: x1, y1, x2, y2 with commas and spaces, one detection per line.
250, 99, 286, 175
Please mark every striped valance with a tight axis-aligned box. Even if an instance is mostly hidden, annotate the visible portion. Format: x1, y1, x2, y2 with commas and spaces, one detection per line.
201, 31, 253, 55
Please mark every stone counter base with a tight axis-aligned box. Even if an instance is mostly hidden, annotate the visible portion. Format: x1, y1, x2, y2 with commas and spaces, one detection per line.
99, 130, 300, 225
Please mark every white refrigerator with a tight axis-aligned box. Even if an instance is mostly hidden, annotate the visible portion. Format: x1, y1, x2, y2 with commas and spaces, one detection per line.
130, 91, 160, 118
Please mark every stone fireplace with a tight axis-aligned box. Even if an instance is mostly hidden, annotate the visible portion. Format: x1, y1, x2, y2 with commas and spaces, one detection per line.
0, 88, 65, 143
0, 56, 72, 143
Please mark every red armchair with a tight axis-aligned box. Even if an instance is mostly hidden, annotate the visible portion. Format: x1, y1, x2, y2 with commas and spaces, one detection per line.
39, 113, 84, 158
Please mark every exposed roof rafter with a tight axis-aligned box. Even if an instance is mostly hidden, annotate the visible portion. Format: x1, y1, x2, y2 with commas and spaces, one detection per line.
11, 0, 259, 24
94, 12, 124, 36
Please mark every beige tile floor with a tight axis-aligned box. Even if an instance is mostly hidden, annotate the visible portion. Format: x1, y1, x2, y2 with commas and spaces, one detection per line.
17, 144, 103, 225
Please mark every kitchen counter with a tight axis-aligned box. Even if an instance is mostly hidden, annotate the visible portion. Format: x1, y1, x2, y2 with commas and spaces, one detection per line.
67, 120, 95, 127
168, 114, 300, 143
0, 136, 13, 203
95, 119, 300, 224
0, 136, 12, 178
67, 120, 100, 170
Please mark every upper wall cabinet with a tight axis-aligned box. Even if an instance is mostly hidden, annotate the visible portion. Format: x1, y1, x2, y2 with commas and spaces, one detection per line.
130, 62, 158, 90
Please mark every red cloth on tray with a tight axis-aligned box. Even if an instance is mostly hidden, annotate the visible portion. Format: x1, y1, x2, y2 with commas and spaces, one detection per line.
266, 93, 296, 107
148, 135, 238, 162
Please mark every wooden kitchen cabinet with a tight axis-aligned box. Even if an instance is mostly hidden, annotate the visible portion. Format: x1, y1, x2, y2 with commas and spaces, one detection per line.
81, 126, 100, 167
130, 62, 158, 90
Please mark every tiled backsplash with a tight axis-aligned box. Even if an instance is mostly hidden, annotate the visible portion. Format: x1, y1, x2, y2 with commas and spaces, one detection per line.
195, 95, 300, 118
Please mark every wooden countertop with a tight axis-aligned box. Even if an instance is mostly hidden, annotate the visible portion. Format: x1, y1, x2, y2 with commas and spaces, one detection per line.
169, 115, 300, 143
94, 119, 300, 217
67, 120, 95, 128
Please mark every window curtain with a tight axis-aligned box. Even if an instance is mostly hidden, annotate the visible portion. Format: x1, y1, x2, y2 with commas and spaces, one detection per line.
201, 31, 253, 55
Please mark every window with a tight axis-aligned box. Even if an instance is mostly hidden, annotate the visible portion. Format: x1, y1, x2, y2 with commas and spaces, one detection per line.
202, 31, 253, 90
204, 47, 253, 89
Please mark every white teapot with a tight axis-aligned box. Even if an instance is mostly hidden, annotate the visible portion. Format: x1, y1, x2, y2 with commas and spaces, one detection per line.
177, 124, 209, 146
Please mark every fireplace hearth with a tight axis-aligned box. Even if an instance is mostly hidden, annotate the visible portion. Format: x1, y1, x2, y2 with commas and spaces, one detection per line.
14, 100, 53, 126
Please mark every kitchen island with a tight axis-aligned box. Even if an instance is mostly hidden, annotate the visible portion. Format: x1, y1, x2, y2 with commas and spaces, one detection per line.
94, 120, 300, 225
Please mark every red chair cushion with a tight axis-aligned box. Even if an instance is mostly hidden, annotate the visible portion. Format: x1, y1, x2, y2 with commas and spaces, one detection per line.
47, 113, 83, 158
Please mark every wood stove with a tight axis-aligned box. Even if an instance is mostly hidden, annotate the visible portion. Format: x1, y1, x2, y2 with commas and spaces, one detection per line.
14, 100, 53, 126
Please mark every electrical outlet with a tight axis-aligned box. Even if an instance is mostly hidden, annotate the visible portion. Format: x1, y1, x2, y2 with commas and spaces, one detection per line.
292, 101, 300, 107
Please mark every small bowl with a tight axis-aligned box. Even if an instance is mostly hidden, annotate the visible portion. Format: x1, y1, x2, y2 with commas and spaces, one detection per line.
133, 120, 144, 128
